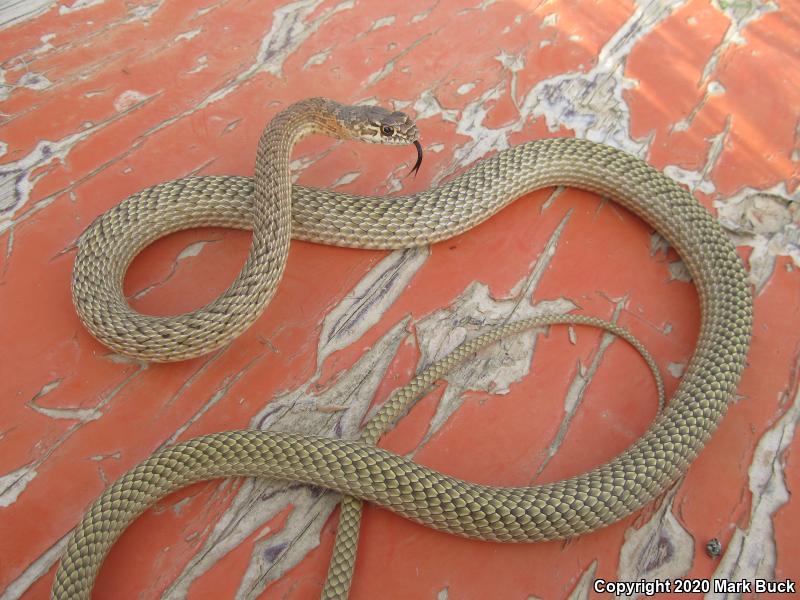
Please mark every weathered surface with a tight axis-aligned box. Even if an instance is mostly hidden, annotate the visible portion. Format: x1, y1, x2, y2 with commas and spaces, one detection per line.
0, 0, 797, 598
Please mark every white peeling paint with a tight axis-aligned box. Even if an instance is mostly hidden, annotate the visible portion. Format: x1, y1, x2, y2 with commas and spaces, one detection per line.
113, 89, 149, 112
0, 0, 55, 31
368, 15, 395, 31
456, 82, 476, 95
317, 247, 429, 369
34, 33, 57, 54
188, 54, 209, 74
617, 487, 693, 598
18, 72, 52, 91
303, 48, 331, 69
667, 362, 686, 378
701, 0, 778, 83
706, 373, 800, 597
414, 90, 459, 123
568, 560, 598, 599
0, 464, 37, 508
162, 319, 410, 599
0, 534, 70, 600
413, 213, 576, 451
175, 28, 202, 42
663, 165, 716, 195
257, 0, 355, 78
28, 403, 102, 422
522, 0, 687, 157
130, 2, 162, 21
715, 184, 800, 293
331, 171, 360, 187
58, 0, 106, 15
668, 260, 692, 282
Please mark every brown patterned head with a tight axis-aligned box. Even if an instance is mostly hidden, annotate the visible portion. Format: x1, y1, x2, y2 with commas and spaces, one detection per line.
330, 101, 423, 175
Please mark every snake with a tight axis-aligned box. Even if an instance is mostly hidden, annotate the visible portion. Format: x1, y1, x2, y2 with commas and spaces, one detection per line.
56, 97, 752, 599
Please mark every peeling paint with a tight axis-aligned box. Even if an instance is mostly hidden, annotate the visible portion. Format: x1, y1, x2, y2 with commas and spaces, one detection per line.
524, 1, 687, 157
162, 319, 410, 599
706, 366, 800, 597
0, 464, 37, 508
617, 487, 693, 598
568, 560, 598, 600
533, 298, 627, 479
0, 92, 159, 232
316, 247, 428, 369
1, 0, 797, 596
414, 213, 576, 452
0, 534, 70, 600
331, 171, 359, 187
17, 72, 52, 91
258, 0, 355, 78
701, 0, 779, 83
113, 89, 150, 112
303, 48, 331, 69
28, 402, 102, 422
175, 28, 202, 43
667, 362, 686, 378
715, 184, 800, 293
131, 239, 219, 300
58, 0, 106, 16
0, 0, 55, 31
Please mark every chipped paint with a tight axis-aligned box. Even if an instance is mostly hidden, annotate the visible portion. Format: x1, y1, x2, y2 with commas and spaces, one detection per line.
0, 465, 37, 508
113, 89, 150, 112
1, 0, 797, 597
162, 319, 410, 599
0, 0, 55, 31
568, 561, 598, 600
58, 0, 106, 16
413, 212, 575, 452
317, 248, 428, 369
707, 365, 800, 597
715, 184, 800, 292
617, 487, 694, 597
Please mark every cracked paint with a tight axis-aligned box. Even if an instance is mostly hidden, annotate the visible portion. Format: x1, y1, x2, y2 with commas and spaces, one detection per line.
162, 319, 410, 599
715, 184, 800, 293
617, 487, 694, 598
568, 561, 598, 600
413, 212, 575, 452
317, 248, 428, 369
0, 465, 37, 508
706, 364, 800, 598
1, 0, 798, 598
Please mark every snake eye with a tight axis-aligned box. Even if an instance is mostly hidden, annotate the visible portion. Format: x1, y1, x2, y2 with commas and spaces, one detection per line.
381, 125, 395, 137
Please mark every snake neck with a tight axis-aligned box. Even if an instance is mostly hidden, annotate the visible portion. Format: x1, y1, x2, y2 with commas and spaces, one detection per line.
253, 98, 347, 205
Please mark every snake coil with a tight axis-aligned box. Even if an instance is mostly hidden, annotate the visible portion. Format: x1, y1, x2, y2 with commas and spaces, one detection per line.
56, 98, 752, 599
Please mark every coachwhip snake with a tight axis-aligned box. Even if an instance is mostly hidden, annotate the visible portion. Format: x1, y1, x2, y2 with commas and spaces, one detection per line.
55, 98, 752, 598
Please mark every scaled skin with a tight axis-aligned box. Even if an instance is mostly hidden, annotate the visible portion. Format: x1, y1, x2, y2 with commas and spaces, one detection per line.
0, 1, 798, 599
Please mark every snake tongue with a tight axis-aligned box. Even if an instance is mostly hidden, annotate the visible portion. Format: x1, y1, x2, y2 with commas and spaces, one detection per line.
408, 140, 423, 178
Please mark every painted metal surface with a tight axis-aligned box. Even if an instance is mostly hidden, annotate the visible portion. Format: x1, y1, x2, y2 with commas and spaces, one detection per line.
1, 1, 798, 598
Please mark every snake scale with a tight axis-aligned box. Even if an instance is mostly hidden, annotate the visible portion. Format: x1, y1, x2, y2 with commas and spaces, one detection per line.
55, 98, 752, 598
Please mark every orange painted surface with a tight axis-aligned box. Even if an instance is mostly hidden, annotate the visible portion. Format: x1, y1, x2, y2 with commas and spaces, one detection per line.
1, 1, 798, 599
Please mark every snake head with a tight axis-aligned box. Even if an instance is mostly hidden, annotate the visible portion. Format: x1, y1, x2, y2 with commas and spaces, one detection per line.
338, 104, 423, 176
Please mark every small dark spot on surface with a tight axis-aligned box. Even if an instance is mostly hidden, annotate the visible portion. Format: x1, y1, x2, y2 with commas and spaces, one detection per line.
706, 538, 722, 558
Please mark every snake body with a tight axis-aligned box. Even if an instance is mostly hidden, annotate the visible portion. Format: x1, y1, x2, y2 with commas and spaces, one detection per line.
56, 98, 752, 598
